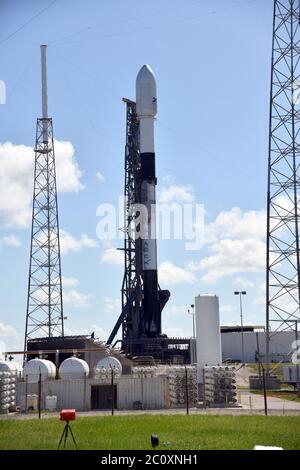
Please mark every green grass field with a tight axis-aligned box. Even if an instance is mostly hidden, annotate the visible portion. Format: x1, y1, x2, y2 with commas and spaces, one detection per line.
0, 415, 299, 450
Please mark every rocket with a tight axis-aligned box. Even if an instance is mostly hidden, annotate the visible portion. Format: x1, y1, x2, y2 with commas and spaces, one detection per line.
136, 65, 160, 337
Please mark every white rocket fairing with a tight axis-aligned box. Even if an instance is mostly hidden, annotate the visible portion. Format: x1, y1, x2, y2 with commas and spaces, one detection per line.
136, 65, 160, 336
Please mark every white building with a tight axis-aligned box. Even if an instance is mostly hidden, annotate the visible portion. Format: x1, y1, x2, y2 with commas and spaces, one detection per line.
221, 330, 295, 363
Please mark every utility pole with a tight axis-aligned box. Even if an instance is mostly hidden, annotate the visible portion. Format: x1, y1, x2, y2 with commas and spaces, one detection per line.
188, 304, 196, 364
234, 291, 246, 364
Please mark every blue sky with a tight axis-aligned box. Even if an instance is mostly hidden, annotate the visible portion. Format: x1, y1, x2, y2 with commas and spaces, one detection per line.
0, 0, 273, 354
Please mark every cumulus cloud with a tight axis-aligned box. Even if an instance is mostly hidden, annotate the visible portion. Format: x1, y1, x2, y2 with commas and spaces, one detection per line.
0, 140, 83, 227
104, 297, 121, 314
0, 322, 17, 338
0, 323, 22, 359
220, 304, 235, 314
163, 304, 189, 318
62, 276, 79, 287
0, 234, 21, 247
60, 230, 98, 255
100, 247, 123, 266
204, 206, 266, 245
96, 171, 106, 182
158, 261, 195, 286
234, 276, 255, 289
191, 238, 266, 283
163, 327, 191, 338
64, 324, 107, 341
189, 206, 267, 284
159, 184, 194, 204
63, 289, 93, 308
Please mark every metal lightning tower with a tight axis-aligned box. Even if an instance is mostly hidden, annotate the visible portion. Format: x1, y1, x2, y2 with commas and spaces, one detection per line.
266, 0, 300, 368
24, 45, 64, 355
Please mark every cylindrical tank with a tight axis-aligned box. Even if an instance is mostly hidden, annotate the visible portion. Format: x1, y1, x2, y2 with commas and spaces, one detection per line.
23, 359, 56, 383
96, 356, 122, 374
0, 360, 22, 375
195, 294, 222, 383
59, 357, 89, 380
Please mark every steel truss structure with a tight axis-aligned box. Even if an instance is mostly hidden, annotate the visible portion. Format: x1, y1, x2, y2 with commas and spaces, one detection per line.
266, 0, 300, 365
24, 118, 64, 353
121, 99, 143, 347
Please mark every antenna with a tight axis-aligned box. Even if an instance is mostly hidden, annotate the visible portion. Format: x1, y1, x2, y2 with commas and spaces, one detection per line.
40, 45, 48, 142
41, 45, 48, 119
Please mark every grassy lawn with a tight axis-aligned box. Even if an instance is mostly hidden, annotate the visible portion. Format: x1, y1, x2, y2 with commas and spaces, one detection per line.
249, 363, 296, 385
0, 415, 299, 450
252, 390, 300, 403
249, 363, 286, 382
249, 363, 298, 392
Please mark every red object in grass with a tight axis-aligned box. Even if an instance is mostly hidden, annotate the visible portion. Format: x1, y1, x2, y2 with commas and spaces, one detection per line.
60, 409, 76, 421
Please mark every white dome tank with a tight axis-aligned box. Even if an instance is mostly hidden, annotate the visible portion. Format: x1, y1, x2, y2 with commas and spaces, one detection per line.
96, 356, 122, 374
0, 360, 23, 375
23, 359, 56, 383
59, 357, 89, 380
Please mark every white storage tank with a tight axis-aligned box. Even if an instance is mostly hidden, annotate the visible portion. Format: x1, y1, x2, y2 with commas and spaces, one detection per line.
195, 294, 222, 383
45, 395, 57, 411
59, 357, 89, 380
96, 356, 122, 374
23, 359, 56, 383
0, 360, 22, 375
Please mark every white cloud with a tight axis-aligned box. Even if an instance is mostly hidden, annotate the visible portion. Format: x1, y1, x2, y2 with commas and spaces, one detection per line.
0, 322, 17, 338
104, 297, 121, 314
64, 324, 107, 341
0, 140, 83, 227
55, 140, 84, 192
62, 276, 79, 287
0, 323, 22, 359
96, 171, 106, 182
0, 234, 21, 247
253, 279, 266, 307
194, 238, 266, 283
234, 276, 254, 289
162, 174, 175, 185
158, 261, 195, 286
204, 207, 266, 245
189, 206, 267, 284
163, 327, 191, 338
163, 304, 189, 318
159, 184, 194, 204
63, 289, 93, 308
100, 247, 123, 266
60, 230, 98, 255
220, 304, 235, 314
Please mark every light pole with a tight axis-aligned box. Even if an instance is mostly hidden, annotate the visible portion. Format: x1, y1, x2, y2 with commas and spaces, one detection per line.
188, 304, 196, 364
234, 291, 247, 364
191, 304, 195, 340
